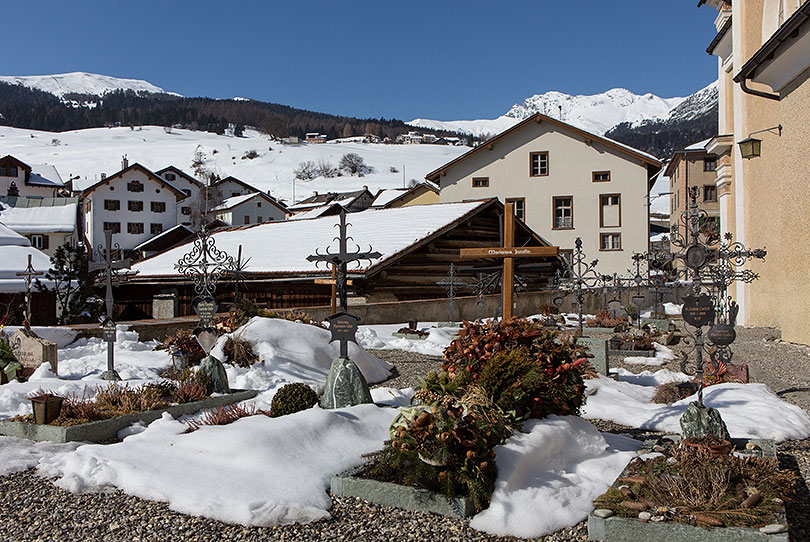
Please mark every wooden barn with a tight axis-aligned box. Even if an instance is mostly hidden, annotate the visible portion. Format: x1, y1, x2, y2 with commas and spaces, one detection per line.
117, 199, 564, 318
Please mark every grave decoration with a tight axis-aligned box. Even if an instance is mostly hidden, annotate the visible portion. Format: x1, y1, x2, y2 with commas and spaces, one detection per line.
356, 317, 589, 514
307, 208, 381, 408
551, 237, 611, 335
228, 244, 251, 299
7, 254, 57, 380
88, 229, 131, 381
459, 202, 558, 320
175, 224, 236, 394
434, 263, 472, 324
666, 187, 765, 429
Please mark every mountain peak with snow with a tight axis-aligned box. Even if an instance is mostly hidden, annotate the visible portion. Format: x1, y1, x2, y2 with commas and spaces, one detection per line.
409, 87, 689, 138
0, 72, 176, 97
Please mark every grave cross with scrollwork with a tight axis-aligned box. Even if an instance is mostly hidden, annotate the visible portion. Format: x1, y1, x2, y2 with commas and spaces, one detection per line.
16, 254, 43, 332
551, 237, 611, 334
89, 229, 131, 381
307, 208, 380, 358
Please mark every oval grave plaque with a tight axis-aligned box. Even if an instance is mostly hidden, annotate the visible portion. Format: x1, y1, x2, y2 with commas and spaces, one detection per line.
631, 294, 646, 308
708, 323, 736, 346
681, 295, 715, 327
685, 244, 708, 270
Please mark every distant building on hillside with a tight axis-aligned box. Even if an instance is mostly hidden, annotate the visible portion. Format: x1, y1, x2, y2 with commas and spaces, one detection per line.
0, 155, 65, 198
428, 113, 662, 275
305, 133, 327, 143
370, 183, 439, 209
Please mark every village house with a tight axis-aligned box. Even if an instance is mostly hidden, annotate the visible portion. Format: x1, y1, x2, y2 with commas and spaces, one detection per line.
700, 0, 810, 344
0, 155, 65, 198
120, 199, 563, 318
427, 113, 662, 275
666, 139, 720, 237
288, 187, 375, 215
304, 133, 327, 143
211, 176, 262, 200
0, 195, 78, 256
370, 182, 440, 209
155, 166, 205, 226
0, 223, 56, 325
78, 161, 186, 257
212, 192, 289, 226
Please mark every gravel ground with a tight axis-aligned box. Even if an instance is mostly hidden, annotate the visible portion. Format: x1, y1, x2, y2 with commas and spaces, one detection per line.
1, 327, 809, 542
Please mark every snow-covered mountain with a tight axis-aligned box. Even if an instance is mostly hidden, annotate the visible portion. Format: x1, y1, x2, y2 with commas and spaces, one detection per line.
0, 72, 175, 97
409, 87, 688, 137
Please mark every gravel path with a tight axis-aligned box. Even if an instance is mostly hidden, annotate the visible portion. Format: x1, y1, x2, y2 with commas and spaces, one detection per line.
1, 327, 809, 542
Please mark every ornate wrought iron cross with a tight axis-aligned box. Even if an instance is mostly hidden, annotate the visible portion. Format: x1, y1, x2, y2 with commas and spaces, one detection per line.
435, 263, 460, 323
16, 254, 43, 332
89, 229, 131, 381
552, 237, 610, 334
306, 208, 381, 314
175, 225, 236, 300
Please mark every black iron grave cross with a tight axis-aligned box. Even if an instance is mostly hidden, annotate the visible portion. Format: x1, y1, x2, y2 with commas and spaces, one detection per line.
551, 237, 610, 335
307, 208, 380, 358
89, 229, 131, 381
16, 254, 44, 332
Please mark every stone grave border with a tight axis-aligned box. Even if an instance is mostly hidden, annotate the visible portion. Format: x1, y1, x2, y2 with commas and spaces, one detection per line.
0, 389, 257, 443
609, 348, 657, 358
331, 464, 475, 519
587, 438, 786, 542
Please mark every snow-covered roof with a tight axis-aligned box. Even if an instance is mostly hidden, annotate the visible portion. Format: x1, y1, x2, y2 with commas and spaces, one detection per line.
287, 204, 343, 221
0, 223, 53, 292
28, 164, 64, 187
0, 198, 77, 233
370, 188, 408, 208
132, 200, 490, 278
214, 193, 257, 211
684, 138, 711, 151
133, 224, 193, 251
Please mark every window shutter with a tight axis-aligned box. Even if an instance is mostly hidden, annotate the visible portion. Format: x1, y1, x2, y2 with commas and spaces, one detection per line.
43, 235, 49, 249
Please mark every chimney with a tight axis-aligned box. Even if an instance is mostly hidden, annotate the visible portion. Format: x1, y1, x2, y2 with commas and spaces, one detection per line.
313, 191, 318, 196
362, 185, 368, 191
7, 181, 19, 198
100, 173, 107, 180
121, 154, 129, 170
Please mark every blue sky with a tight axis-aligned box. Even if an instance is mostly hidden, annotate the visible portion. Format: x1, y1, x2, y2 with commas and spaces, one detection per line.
2, 1, 719, 120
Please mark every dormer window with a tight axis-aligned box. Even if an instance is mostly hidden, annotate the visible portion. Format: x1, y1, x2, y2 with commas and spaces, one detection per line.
127, 180, 144, 192
164, 173, 176, 181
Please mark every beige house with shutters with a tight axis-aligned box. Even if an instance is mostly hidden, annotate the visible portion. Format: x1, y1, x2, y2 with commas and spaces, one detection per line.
427, 113, 662, 275
701, 0, 810, 345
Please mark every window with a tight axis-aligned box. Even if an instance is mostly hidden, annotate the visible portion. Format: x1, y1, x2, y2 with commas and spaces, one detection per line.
103, 222, 121, 234
9, 166, 18, 177
30, 234, 46, 249
505, 198, 526, 221
592, 171, 610, 182
85, 201, 92, 213
182, 189, 191, 197
104, 199, 120, 211
704, 158, 717, 172
600, 233, 621, 251
472, 177, 489, 188
127, 222, 144, 234
257, 216, 263, 223
181, 207, 191, 215
244, 216, 251, 225
128, 200, 143, 212
700, 216, 720, 236
151, 201, 166, 213
232, 192, 240, 197
599, 194, 621, 228
127, 180, 144, 192
150, 223, 163, 235
703, 185, 717, 202
530, 152, 549, 176
553, 196, 573, 229
256, 201, 262, 208
164, 173, 176, 181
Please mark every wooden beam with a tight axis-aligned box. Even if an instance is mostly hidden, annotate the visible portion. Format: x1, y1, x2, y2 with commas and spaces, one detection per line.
503, 204, 515, 319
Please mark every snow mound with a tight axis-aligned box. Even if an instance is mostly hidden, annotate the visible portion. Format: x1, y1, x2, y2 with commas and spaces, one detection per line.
212, 317, 393, 391
624, 342, 676, 366
38, 404, 397, 526
583, 376, 810, 442
470, 416, 640, 538
0, 437, 82, 476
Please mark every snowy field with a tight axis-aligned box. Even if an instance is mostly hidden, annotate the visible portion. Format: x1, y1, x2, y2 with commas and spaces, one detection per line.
1, 317, 809, 538
0, 125, 467, 205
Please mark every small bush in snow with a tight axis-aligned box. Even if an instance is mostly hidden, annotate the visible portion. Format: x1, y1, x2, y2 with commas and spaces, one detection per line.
269, 382, 319, 417
223, 335, 259, 368
294, 160, 318, 180
186, 403, 260, 432
339, 153, 373, 176
242, 149, 259, 160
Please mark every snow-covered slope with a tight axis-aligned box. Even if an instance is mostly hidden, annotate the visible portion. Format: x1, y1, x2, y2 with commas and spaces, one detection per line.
0, 72, 173, 97
410, 87, 688, 137
0, 125, 466, 205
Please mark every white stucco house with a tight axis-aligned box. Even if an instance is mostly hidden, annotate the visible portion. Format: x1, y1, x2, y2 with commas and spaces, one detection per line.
0, 196, 78, 256
156, 165, 205, 226
0, 155, 65, 198
79, 163, 186, 256
427, 113, 662, 275
212, 192, 288, 226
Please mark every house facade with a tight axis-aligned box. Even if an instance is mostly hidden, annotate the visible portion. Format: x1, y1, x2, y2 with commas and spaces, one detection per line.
79, 163, 186, 256
0, 196, 78, 256
0, 156, 64, 198
701, 0, 810, 344
156, 166, 204, 226
212, 192, 288, 226
666, 140, 720, 238
428, 113, 661, 275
